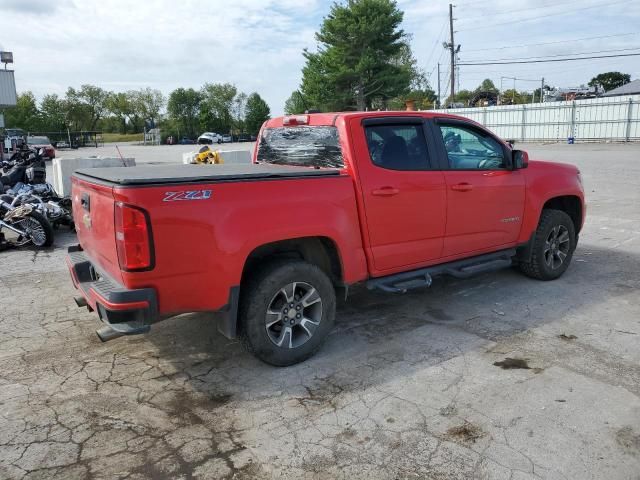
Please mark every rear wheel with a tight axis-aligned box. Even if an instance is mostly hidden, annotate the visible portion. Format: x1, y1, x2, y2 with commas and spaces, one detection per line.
240, 260, 336, 366
519, 209, 575, 280
15, 211, 54, 247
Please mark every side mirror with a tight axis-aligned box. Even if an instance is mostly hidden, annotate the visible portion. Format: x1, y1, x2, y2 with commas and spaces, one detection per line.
512, 149, 529, 169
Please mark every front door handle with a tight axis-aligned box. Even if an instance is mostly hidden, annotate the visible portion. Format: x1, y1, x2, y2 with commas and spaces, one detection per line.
451, 183, 473, 192
372, 187, 400, 197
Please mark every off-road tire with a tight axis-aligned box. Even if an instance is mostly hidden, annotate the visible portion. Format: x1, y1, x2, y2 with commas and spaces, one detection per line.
239, 260, 336, 366
519, 209, 575, 280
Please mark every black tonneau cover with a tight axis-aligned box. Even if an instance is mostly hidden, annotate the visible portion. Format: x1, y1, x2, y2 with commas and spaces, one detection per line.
74, 163, 341, 186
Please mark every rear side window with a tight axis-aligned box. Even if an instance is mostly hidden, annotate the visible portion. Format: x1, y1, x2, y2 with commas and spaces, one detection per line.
257, 126, 343, 168
365, 124, 430, 171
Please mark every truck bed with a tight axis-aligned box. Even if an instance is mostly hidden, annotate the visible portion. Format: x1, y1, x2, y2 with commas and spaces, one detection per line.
74, 164, 341, 186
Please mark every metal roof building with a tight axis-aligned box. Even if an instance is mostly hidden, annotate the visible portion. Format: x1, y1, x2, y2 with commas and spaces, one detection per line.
0, 70, 17, 107
603, 79, 640, 97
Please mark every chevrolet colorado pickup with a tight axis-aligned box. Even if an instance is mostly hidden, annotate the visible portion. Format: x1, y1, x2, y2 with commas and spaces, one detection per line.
67, 112, 585, 366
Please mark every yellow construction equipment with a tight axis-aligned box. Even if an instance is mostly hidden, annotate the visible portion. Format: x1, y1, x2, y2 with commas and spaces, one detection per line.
193, 145, 224, 164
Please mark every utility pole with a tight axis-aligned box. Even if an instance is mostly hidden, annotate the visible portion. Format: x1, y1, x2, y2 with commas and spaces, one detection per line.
448, 3, 455, 102
437, 63, 441, 108
540, 77, 545, 103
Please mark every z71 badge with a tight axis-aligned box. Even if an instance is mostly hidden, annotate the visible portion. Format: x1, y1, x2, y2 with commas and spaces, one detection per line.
163, 190, 212, 202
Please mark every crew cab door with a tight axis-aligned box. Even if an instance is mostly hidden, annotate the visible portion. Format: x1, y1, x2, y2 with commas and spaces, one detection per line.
351, 117, 446, 272
431, 119, 525, 257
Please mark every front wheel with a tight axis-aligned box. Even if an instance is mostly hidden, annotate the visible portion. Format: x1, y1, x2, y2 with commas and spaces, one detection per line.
14, 211, 54, 247
239, 261, 336, 366
519, 209, 575, 280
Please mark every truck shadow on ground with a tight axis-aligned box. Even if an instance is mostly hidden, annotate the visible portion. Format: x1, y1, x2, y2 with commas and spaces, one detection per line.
139, 242, 638, 405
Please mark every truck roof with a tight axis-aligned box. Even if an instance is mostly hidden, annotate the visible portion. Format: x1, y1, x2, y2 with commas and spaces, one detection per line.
264, 111, 469, 128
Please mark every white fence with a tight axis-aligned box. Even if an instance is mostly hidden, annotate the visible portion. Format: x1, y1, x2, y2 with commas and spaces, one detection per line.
433, 94, 640, 142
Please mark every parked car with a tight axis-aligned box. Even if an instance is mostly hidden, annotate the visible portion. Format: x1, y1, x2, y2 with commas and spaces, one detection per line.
26, 136, 55, 159
250, 134, 257, 141
222, 134, 233, 143
237, 133, 251, 142
179, 137, 195, 145
197, 132, 222, 145
67, 111, 585, 366
2, 128, 26, 153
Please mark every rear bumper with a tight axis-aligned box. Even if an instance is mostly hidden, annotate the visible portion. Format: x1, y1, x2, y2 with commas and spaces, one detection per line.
66, 245, 158, 335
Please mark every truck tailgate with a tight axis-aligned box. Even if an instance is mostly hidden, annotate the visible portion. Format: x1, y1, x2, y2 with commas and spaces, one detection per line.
71, 176, 122, 283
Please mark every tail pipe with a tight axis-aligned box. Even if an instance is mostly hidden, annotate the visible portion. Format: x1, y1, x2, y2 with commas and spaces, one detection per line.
74, 296, 87, 307
96, 326, 124, 342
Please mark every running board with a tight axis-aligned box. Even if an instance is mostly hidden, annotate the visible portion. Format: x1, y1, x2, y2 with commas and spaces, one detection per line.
367, 249, 516, 294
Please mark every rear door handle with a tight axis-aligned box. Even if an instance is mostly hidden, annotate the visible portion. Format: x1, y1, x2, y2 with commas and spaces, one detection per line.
372, 187, 400, 197
451, 183, 473, 192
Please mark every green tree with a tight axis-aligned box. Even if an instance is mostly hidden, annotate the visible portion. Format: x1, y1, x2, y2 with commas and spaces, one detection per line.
245, 93, 270, 135
232, 92, 248, 133
3, 92, 39, 131
106, 92, 134, 133
200, 83, 237, 133
475, 78, 498, 93
284, 91, 307, 114
444, 89, 472, 106
65, 85, 109, 130
300, 0, 413, 111
136, 87, 165, 127
588, 72, 630, 92
39, 94, 67, 131
500, 89, 529, 105
167, 87, 202, 137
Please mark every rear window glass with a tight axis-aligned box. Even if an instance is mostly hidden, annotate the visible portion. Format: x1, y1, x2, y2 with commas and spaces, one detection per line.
257, 126, 343, 168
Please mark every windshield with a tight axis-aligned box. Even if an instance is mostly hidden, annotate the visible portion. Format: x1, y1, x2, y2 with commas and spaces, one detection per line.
27, 136, 51, 145
257, 126, 343, 168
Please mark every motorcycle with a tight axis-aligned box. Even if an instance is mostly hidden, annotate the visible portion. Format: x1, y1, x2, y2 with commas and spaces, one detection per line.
0, 199, 54, 249
3, 182, 74, 230
1, 145, 74, 230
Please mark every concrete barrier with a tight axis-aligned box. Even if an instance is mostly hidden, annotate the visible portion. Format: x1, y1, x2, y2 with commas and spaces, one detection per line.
52, 156, 135, 196
182, 149, 251, 165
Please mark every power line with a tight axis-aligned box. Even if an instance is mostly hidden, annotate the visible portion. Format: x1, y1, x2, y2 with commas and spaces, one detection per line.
425, 18, 449, 75
458, 52, 640, 66
458, 0, 631, 31
458, 0, 587, 21
464, 32, 639, 53
464, 46, 640, 62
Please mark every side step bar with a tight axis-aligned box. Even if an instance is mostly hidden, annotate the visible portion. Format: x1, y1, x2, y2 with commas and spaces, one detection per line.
367, 249, 516, 294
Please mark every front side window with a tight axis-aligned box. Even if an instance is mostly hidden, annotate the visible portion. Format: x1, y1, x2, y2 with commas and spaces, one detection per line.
257, 126, 343, 168
365, 124, 430, 171
438, 124, 506, 170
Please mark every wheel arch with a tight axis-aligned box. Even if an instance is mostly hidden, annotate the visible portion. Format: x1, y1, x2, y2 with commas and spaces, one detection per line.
542, 195, 583, 234
212, 236, 344, 341
240, 236, 344, 289
517, 194, 582, 263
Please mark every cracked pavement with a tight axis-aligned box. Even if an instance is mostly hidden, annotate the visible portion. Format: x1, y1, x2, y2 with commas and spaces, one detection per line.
1, 143, 639, 479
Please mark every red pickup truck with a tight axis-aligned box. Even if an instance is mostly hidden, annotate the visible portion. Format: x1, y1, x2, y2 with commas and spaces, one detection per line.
67, 112, 585, 365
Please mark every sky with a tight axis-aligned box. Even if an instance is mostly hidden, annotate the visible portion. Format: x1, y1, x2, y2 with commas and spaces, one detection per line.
1, 0, 639, 115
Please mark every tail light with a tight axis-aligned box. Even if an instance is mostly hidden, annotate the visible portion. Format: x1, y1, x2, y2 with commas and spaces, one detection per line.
114, 202, 154, 271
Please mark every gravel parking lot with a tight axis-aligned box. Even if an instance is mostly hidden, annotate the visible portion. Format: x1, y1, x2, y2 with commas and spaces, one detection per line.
2, 143, 639, 479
